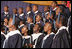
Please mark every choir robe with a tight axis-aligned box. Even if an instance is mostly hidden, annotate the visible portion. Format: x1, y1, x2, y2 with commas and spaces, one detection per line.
41, 32, 55, 48
18, 13, 26, 21
1, 11, 11, 21
51, 26, 70, 48
33, 10, 42, 23
3, 30, 22, 48
26, 11, 34, 20
35, 33, 46, 48
36, 20, 44, 32
25, 22, 34, 35
12, 13, 20, 24
22, 35, 33, 48
67, 16, 71, 47
18, 24, 24, 32
31, 33, 43, 48
1, 32, 6, 48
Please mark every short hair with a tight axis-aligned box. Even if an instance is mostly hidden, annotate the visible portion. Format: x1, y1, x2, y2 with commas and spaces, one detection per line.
13, 8, 17, 11
19, 7, 23, 10
27, 5, 32, 10
1, 25, 5, 31
36, 14, 42, 19
23, 25, 28, 30
4, 5, 9, 8
33, 4, 38, 8
53, 1, 58, 5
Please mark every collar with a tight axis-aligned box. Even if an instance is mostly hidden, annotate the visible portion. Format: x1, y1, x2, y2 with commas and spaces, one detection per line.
6, 30, 21, 39
56, 26, 67, 35
4, 12, 9, 15
27, 11, 31, 14
19, 13, 24, 16
43, 32, 55, 40
1, 32, 6, 37
45, 12, 49, 15
53, 7, 57, 11
34, 10, 38, 14
18, 24, 24, 28
36, 21, 40, 24
32, 33, 43, 41
22, 35, 31, 39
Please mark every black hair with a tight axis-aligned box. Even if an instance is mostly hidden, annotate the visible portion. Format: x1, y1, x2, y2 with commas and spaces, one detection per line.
4, 5, 9, 8
36, 13, 42, 19
27, 5, 32, 10
53, 1, 58, 5
19, 7, 23, 10
4, 17, 9, 21
13, 8, 17, 11
33, 4, 38, 8
1, 25, 5, 31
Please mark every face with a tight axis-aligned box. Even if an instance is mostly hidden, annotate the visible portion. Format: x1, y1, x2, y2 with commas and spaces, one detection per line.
36, 15, 41, 22
4, 6, 8, 12
4, 18, 8, 23
46, 13, 50, 20
21, 27, 28, 34
13, 9, 17, 14
18, 8, 23, 14
44, 6, 48, 12
44, 23, 51, 32
51, 2, 56, 8
56, 7, 60, 15
55, 18, 62, 28
27, 17, 32, 23
26, 6, 31, 12
20, 21, 23, 25
8, 25, 13, 32
33, 24, 39, 33
33, 5, 38, 12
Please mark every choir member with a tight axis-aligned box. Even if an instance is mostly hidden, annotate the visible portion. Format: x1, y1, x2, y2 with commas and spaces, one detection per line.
18, 7, 26, 21
1, 25, 6, 48
51, 15, 70, 48
21, 25, 33, 48
32, 5, 42, 23
25, 16, 34, 35
35, 14, 44, 32
31, 24, 44, 48
41, 22, 55, 48
18, 20, 25, 32
3, 23, 22, 48
4, 18, 9, 34
1, 5, 11, 21
26, 5, 34, 20
12, 8, 20, 25
51, 1, 58, 11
